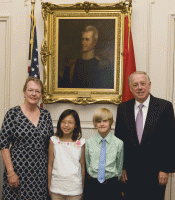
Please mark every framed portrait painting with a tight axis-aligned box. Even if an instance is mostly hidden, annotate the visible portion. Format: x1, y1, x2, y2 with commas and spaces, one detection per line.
41, 1, 132, 104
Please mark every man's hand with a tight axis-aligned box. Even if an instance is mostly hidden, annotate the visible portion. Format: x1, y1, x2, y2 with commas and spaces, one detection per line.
158, 171, 169, 186
121, 169, 128, 184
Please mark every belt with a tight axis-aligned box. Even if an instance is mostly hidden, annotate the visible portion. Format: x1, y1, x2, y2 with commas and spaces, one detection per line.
88, 175, 118, 185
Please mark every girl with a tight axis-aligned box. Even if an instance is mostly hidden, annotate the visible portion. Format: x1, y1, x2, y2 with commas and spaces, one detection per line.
48, 109, 85, 200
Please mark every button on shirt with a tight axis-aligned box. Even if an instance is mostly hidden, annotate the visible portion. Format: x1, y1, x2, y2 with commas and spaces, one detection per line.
134, 95, 150, 130
85, 132, 123, 180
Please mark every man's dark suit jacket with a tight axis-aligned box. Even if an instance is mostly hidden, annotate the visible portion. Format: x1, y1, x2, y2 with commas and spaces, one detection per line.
115, 94, 174, 199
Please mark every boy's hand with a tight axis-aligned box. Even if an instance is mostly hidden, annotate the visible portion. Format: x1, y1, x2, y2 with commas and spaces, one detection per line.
158, 171, 168, 186
121, 169, 128, 184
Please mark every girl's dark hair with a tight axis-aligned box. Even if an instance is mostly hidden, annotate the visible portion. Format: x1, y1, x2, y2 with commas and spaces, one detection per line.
56, 109, 82, 141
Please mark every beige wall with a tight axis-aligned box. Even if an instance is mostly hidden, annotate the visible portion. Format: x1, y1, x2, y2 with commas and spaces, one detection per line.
0, 0, 175, 199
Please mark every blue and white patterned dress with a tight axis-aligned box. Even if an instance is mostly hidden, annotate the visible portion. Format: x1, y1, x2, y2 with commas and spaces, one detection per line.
0, 106, 54, 200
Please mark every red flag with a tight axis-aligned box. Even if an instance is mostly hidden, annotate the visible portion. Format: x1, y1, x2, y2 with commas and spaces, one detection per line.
122, 16, 136, 102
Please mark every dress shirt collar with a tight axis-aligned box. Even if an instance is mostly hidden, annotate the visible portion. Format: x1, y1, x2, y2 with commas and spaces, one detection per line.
96, 132, 112, 144
135, 94, 150, 109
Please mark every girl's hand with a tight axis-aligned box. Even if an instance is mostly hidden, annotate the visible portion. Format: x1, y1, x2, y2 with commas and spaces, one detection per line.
8, 173, 19, 189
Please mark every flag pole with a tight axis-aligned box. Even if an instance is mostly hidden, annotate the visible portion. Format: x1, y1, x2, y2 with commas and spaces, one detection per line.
127, 0, 132, 51
128, 12, 131, 50
30, 0, 36, 62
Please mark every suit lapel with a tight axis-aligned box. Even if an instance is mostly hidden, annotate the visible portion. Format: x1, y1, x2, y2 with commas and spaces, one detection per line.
126, 99, 140, 145
140, 95, 159, 145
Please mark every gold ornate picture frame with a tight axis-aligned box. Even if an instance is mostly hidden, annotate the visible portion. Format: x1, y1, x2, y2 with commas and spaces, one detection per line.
41, 1, 132, 105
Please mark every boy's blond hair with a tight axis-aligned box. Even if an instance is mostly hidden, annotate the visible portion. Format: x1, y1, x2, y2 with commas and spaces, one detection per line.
93, 108, 113, 126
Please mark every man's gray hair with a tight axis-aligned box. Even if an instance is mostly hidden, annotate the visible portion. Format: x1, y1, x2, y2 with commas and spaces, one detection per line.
128, 71, 151, 86
83, 25, 99, 42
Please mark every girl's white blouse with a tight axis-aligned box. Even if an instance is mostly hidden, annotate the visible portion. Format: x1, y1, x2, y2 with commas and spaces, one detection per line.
50, 136, 85, 195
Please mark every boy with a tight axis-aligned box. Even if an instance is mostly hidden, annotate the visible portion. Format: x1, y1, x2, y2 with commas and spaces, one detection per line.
85, 108, 123, 200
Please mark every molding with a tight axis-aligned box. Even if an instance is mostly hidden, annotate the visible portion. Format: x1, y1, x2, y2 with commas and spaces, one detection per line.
166, 15, 175, 200
24, 0, 29, 6
150, 0, 155, 4
0, 0, 11, 2
166, 14, 175, 104
52, 120, 115, 130
143, 0, 155, 75
145, 0, 153, 75
0, 16, 11, 113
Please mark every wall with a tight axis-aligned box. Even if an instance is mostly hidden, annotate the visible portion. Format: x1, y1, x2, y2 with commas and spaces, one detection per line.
0, 0, 175, 199
0, 0, 174, 133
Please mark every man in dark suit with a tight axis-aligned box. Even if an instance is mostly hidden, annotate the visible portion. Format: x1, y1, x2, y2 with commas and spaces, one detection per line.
115, 71, 174, 200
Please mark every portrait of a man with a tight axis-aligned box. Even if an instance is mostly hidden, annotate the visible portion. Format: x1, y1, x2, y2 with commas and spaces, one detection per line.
58, 19, 115, 89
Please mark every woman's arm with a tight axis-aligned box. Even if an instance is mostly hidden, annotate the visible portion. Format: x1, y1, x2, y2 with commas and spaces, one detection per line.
80, 144, 85, 191
48, 140, 54, 196
1, 149, 19, 188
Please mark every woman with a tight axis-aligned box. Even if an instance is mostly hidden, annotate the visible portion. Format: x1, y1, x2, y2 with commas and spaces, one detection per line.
0, 77, 54, 199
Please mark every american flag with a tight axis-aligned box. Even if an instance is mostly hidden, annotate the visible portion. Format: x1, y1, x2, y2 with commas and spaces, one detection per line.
28, 14, 43, 108
28, 20, 40, 79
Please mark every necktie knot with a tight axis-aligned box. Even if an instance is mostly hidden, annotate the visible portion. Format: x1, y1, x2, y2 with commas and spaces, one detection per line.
138, 104, 144, 110
102, 138, 105, 143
